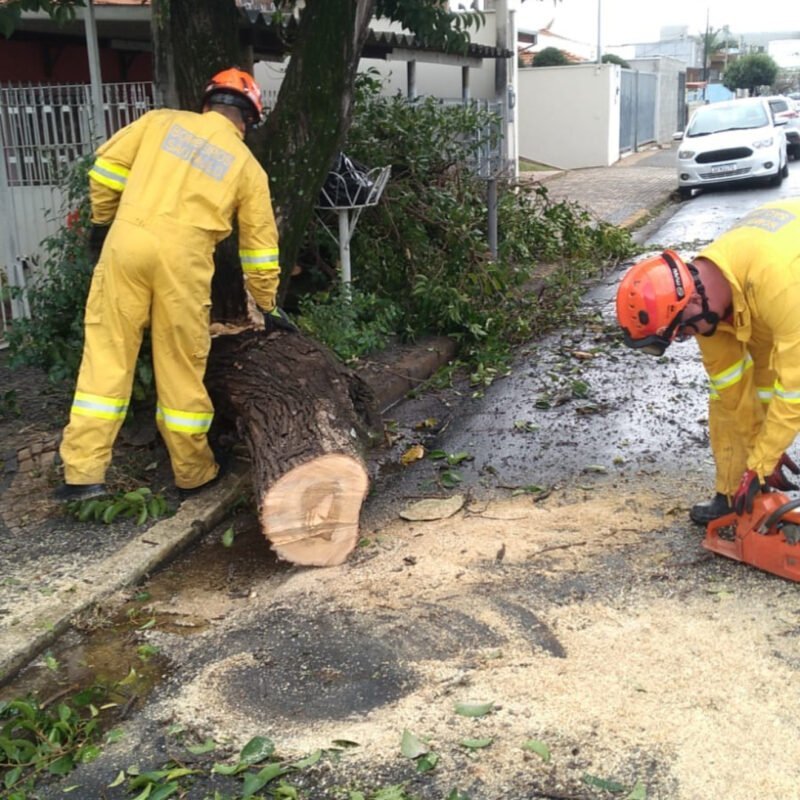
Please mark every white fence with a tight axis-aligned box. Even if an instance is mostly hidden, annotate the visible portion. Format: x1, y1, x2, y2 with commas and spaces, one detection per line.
0, 81, 155, 342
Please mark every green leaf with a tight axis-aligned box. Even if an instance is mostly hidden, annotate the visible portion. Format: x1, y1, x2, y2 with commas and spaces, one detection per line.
186, 738, 216, 755
212, 762, 243, 776
48, 754, 75, 775
131, 784, 153, 800
241, 763, 287, 797
416, 752, 439, 772
290, 749, 322, 769
400, 729, 429, 759
149, 783, 179, 800
239, 735, 275, 765
440, 469, 463, 488
108, 770, 126, 787
105, 728, 124, 744
460, 737, 493, 749
372, 786, 408, 800
454, 701, 494, 717
222, 526, 235, 547
582, 773, 627, 793
4, 765, 21, 789
625, 781, 647, 800
522, 739, 550, 762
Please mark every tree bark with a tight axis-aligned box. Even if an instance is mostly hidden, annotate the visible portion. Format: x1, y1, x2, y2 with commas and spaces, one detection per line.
151, 0, 242, 111
253, 0, 376, 298
204, 328, 382, 566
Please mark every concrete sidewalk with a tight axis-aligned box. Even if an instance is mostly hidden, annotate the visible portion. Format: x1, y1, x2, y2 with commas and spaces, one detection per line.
0, 151, 679, 686
522, 144, 678, 230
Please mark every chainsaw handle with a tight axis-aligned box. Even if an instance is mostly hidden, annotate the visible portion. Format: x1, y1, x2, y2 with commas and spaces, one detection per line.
762, 496, 800, 532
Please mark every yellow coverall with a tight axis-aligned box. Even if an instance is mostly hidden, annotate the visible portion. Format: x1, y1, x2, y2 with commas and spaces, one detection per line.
60, 109, 280, 489
694, 199, 800, 497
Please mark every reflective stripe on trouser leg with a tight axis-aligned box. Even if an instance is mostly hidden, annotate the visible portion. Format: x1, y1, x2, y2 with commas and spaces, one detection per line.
60, 229, 149, 484
149, 219, 217, 489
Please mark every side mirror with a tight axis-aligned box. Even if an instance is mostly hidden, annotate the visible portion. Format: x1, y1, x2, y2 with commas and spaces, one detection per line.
672, 131, 684, 141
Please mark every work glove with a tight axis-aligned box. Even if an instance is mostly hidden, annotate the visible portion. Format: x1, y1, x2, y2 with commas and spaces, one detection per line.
732, 468, 763, 515
263, 306, 299, 334
764, 453, 800, 492
87, 223, 110, 263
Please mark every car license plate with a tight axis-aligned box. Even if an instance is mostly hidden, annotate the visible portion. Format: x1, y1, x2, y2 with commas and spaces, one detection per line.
710, 163, 737, 175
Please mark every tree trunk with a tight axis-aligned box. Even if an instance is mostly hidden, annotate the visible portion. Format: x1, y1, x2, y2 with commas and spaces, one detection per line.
254, 0, 376, 298
152, 0, 242, 111
204, 328, 382, 566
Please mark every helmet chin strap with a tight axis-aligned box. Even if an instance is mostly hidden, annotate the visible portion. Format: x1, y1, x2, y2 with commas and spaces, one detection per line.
679, 263, 730, 337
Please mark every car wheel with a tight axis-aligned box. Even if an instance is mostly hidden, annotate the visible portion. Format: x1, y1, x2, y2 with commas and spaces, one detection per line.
679, 186, 693, 200
782, 161, 790, 178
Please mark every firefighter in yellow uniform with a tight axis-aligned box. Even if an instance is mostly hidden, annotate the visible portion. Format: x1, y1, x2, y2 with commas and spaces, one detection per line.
55, 68, 280, 501
615, 198, 800, 524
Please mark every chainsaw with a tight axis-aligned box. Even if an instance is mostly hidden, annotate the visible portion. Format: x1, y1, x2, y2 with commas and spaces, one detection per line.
704, 491, 800, 581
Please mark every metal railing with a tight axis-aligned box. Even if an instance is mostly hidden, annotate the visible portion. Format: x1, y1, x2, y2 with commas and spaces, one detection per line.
0, 81, 155, 342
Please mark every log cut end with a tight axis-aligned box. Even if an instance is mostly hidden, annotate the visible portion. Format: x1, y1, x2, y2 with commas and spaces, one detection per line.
261, 453, 369, 567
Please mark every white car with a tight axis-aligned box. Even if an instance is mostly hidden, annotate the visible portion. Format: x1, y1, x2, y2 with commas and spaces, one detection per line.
766, 95, 800, 160
674, 97, 788, 199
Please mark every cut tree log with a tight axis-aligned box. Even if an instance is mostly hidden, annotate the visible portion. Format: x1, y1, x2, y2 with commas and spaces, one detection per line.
204, 326, 381, 567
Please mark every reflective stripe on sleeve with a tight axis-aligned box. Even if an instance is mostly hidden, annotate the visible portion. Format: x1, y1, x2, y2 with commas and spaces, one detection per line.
757, 386, 773, 404
88, 157, 130, 192
156, 405, 213, 434
71, 391, 129, 421
708, 354, 753, 393
239, 248, 280, 273
774, 381, 800, 404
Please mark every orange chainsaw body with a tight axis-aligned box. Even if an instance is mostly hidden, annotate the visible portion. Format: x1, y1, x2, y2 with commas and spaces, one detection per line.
704, 491, 800, 582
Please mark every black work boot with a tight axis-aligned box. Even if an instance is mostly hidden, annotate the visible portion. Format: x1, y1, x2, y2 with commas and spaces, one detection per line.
689, 492, 732, 525
53, 483, 107, 503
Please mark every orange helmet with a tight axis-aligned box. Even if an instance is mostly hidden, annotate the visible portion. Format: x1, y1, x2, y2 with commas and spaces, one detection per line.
202, 67, 264, 127
615, 250, 695, 356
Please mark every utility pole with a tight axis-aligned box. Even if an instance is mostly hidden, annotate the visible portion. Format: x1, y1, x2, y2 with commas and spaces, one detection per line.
83, 0, 107, 143
702, 7, 710, 103
596, 0, 602, 64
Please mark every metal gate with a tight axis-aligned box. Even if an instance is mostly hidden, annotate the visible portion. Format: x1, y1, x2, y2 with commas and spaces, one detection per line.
0, 81, 154, 340
619, 69, 657, 155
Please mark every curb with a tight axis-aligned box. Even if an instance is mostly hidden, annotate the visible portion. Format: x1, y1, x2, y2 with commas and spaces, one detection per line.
0, 474, 248, 684
0, 337, 457, 686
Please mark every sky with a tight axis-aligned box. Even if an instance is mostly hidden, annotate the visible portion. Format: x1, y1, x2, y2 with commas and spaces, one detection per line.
513, 0, 798, 49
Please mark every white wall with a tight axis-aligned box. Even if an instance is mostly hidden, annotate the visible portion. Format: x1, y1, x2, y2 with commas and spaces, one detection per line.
254, 13, 500, 103
516, 63, 620, 169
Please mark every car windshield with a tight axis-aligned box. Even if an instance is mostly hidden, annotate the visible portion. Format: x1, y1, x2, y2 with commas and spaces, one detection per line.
686, 104, 769, 136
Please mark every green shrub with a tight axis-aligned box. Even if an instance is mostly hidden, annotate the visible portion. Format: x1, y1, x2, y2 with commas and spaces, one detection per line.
297, 284, 402, 362
300, 78, 635, 376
